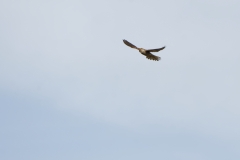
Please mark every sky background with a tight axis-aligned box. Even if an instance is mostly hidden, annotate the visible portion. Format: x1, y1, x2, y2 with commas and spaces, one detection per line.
1, 0, 240, 160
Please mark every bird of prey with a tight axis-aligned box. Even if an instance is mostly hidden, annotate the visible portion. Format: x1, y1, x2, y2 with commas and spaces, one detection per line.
123, 39, 165, 61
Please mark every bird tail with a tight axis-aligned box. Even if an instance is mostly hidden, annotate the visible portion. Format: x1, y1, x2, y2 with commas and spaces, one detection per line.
146, 53, 161, 61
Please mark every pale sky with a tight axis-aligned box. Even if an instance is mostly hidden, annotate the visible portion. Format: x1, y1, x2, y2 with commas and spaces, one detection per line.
1, 0, 240, 160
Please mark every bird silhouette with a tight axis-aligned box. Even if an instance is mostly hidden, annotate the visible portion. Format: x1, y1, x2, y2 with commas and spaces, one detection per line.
123, 39, 165, 61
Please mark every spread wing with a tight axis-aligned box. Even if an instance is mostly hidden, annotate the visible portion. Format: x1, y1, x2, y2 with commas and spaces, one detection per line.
123, 39, 138, 49
146, 53, 161, 61
146, 46, 165, 52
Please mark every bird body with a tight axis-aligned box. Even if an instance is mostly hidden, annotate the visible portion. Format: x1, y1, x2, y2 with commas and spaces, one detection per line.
138, 48, 147, 55
123, 39, 165, 61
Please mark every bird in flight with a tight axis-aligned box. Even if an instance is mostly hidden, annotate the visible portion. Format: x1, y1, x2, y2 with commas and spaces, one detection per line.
123, 39, 165, 61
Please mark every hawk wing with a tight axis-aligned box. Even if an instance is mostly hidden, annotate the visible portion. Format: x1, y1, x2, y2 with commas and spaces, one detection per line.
146, 53, 161, 61
146, 46, 165, 52
123, 39, 138, 49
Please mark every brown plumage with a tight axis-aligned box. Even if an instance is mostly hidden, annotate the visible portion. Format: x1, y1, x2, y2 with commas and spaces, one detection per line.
123, 39, 165, 61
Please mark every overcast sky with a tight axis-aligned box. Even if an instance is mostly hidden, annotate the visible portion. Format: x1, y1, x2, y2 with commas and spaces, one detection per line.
1, 0, 240, 160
